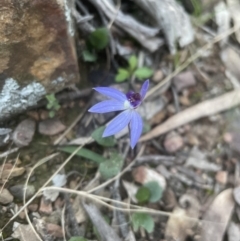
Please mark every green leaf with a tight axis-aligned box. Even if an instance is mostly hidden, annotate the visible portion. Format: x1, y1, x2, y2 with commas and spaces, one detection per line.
49, 110, 55, 118
92, 126, 116, 147
46, 103, 53, 109
54, 104, 61, 111
46, 94, 55, 102
99, 153, 124, 179
144, 181, 163, 203
115, 68, 130, 82
134, 67, 153, 80
135, 186, 150, 203
82, 49, 97, 62
131, 213, 154, 233
59, 146, 107, 164
68, 237, 87, 241
88, 27, 109, 50
128, 55, 138, 72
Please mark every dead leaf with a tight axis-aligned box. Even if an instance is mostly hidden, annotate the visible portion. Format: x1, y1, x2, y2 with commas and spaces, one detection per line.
221, 47, 240, 86
199, 189, 235, 241
122, 180, 138, 203
12, 222, 39, 241
185, 147, 221, 172
141, 89, 240, 141
228, 222, 240, 241
215, 2, 230, 46
0, 164, 25, 180
165, 194, 200, 241
132, 0, 194, 54
227, 0, 240, 43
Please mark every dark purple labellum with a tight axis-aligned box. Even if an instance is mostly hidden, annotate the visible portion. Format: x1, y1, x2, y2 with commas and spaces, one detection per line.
126, 91, 142, 108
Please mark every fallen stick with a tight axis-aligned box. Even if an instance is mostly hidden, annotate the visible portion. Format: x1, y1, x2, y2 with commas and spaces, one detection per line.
140, 89, 240, 141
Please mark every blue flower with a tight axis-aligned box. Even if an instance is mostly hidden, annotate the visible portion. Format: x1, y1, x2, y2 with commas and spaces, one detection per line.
88, 80, 149, 148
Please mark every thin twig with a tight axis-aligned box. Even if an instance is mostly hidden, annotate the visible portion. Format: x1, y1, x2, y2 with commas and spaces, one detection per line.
54, 103, 90, 145
87, 145, 145, 193
145, 24, 240, 99
0, 147, 19, 159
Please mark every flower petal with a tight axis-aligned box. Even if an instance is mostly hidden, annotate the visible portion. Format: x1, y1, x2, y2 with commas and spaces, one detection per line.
103, 110, 132, 137
88, 100, 126, 113
94, 87, 127, 102
130, 111, 143, 149
140, 79, 149, 99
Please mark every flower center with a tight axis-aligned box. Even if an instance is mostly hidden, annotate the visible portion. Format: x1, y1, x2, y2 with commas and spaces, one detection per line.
126, 91, 142, 108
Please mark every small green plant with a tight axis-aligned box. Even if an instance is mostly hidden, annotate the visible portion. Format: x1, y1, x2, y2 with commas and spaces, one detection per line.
115, 55, 153, 82
82, 27, 109, 62
45, 94, 60, 118
131, 181, 163, 233
135, 181, 163, 204
131, 212, 154, 233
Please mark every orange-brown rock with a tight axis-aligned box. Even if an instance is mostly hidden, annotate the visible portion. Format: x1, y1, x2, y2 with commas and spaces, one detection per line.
0, 0, 79, 120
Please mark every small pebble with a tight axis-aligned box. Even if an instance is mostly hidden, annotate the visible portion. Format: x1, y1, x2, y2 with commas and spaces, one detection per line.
173, 71, 196, 92
164, 131, 184, 153
38, 118, 66, 136
13, 119, 36, 147
39, 197, 53, 214
215, 171, 228, 185
0, 188, 14, 204
9, 184, 35, 200
46, 223, 63, 238
152, 69, 164, 83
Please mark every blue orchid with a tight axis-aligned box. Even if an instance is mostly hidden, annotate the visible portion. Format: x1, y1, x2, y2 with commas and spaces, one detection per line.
88, 80, 149, 148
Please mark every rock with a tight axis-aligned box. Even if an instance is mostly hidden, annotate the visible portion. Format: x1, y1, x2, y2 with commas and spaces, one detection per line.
164, 131, 184, 153
13, 119, 36, 147
215, 171, 228, 185
28, 204, 39, 212
152, 69, 164, 82
46, 223, 63, 238
38, 118, 66, 136
173, 71, 196, 92
132, 166, 166, 191
233, 186, 240, 206
0, 0, 79, 121
9, 184, 35, 200
39, 197, 53, 214
0, 188, 14, 204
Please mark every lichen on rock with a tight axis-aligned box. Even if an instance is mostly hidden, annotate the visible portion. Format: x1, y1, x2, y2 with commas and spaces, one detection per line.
0, 78, 46, 120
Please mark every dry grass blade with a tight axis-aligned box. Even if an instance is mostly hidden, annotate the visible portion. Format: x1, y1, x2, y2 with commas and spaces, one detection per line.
141, 89, 240, 141
54, 104, 90, 145
87, 145, 145, 193
0, 154, 19, 194
145, 24, 240, 99
41, 186, 227, 226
